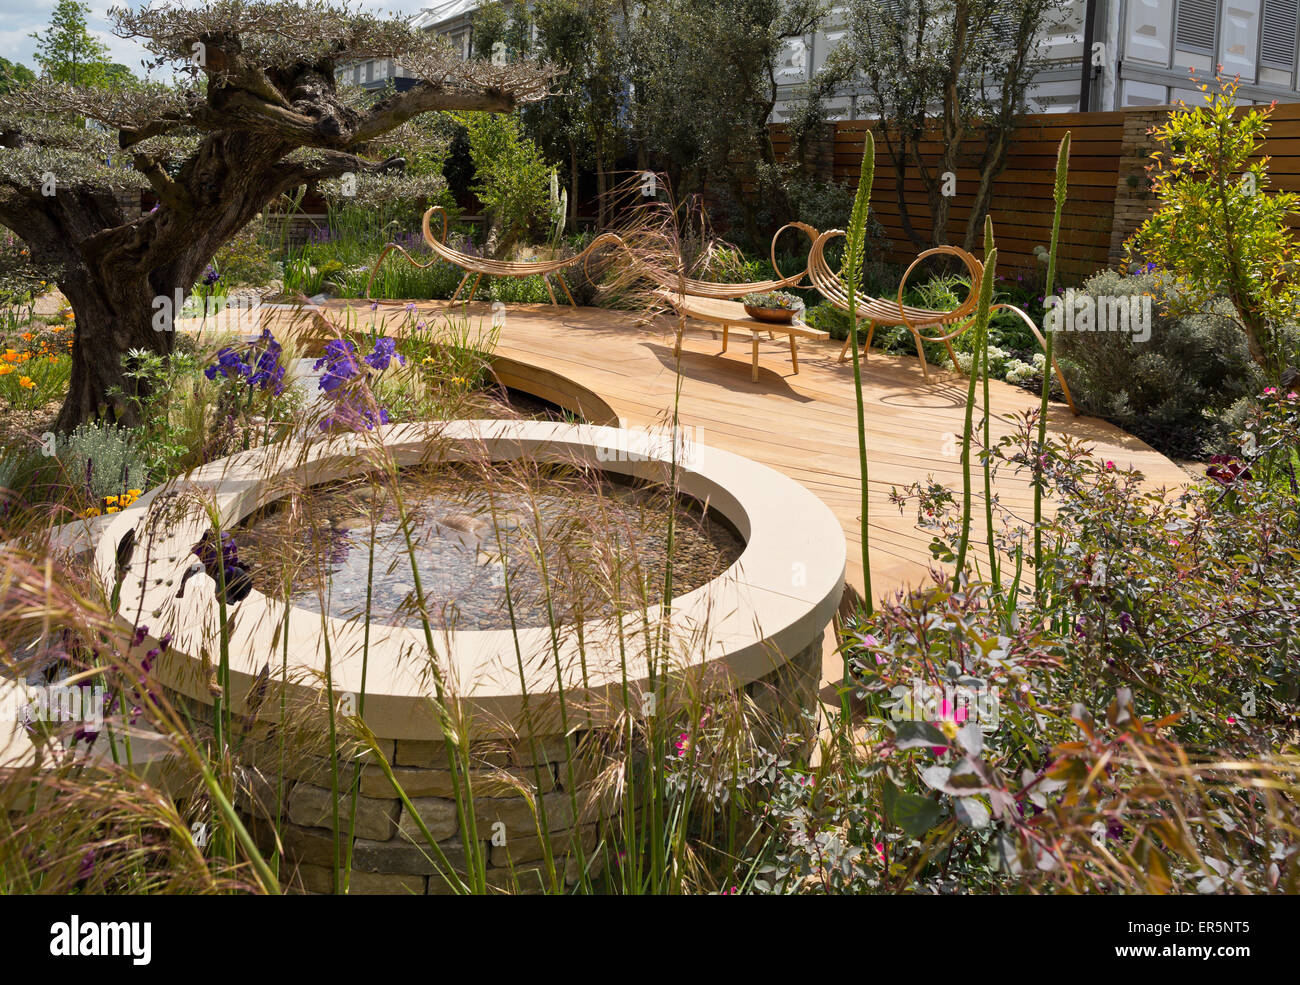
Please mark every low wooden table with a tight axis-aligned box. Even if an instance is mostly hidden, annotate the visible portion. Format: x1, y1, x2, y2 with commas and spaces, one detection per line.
661, 293, 830, 382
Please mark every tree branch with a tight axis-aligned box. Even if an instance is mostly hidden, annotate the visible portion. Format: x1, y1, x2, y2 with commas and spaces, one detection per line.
350, 83, 518, 145
266, 149, 401, 195
132, 153, 194, 213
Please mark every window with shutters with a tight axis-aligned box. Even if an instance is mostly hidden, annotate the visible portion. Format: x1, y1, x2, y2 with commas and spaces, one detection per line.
1174, 0, 1218, 52
1261, 0, 1299, 68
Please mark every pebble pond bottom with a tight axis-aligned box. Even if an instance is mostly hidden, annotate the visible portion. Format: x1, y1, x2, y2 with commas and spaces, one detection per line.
238, 464, 746, 631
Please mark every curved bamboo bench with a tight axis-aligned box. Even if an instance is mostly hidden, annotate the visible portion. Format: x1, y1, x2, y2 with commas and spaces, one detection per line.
583, 222, 821, 300
808, 230, 1077, 413
809, 230, 982, 376
364, 206, 623, 305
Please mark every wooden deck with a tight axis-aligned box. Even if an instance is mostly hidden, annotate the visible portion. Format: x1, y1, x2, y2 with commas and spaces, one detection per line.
293, 300, 1186, 607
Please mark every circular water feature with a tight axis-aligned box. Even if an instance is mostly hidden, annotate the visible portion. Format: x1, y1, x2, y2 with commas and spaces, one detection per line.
94, 419, 845, 892
237, 465, 745, 631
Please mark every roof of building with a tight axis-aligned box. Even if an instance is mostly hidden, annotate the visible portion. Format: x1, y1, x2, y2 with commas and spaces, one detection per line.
411, 0, 480, 31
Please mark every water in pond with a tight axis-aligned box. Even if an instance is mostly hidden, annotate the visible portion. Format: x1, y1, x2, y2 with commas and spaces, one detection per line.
238, 465, 745, 630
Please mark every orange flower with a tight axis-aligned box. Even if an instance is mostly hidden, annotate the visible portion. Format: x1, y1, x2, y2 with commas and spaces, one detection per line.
20, 332, 33, 342
0, 365, 12, 376
18, 376, 34, 389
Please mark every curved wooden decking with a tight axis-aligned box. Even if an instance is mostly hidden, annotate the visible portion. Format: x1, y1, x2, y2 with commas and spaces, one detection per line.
312, 300, 1186, 605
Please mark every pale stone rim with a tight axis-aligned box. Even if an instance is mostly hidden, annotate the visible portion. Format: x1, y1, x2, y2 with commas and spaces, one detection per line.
93, 419, 844, 739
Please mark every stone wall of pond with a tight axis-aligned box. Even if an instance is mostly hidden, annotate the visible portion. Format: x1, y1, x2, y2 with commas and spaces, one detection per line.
173, 631, 824, 894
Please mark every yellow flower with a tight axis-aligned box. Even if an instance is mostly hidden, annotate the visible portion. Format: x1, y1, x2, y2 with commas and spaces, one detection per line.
18, 376, 34, 389
105, 495, 119, 506
82, 507, 101, 518
105, 506, 120, 514
127, 489, 142, 497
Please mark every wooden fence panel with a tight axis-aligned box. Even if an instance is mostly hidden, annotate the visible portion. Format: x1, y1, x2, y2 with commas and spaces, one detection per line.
762, 102, 1300, 279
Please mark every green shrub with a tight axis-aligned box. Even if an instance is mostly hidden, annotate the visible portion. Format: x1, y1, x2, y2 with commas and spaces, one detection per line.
486, 272, 551, 304
784, 177, 856, 235
454, 111, 552, 257
212, 223, 278, 286
342, 253, 465, 301
803, 300, 853, 339
1055, 269, 1262, 458
56, 422, 146, 502
791, 407, 1300, 894
700, 244, 767, 285
1129, 77, 1300, 379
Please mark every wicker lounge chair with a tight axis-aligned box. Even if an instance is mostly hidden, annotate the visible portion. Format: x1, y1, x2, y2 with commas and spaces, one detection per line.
807, 229, 1077, 413
364, 207, 622, 305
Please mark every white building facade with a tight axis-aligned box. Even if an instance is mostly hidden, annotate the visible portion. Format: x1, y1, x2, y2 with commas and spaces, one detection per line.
338, 0, 479, 91
772, 0, 1300, 116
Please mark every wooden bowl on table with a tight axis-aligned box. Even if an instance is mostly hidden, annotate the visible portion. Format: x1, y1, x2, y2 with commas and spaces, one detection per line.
743, 303, 798, 325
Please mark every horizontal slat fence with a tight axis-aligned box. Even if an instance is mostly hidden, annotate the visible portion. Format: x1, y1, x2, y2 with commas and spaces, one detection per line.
763, 102, 1300, 280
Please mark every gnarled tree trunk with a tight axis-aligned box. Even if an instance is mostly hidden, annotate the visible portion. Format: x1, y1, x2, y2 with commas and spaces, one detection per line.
55, 265, 174, 431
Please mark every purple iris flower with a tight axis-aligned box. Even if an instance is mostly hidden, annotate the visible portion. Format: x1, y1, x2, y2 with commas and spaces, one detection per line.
364, 337, 404, 371
314, 337, 397, 432
246, 329, 286, 394
188, 530, 253, 604
203, 329, 287, 394
204, 346, 251, 382
313, 339, 361, 393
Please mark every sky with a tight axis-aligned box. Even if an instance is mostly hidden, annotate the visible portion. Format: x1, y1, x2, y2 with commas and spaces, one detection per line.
0, 1, 434, 73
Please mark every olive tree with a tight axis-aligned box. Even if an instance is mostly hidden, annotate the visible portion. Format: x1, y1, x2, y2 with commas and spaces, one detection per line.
627, 0, 826, 245
0, 0, 550, 429
824, 0, 1066, 251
